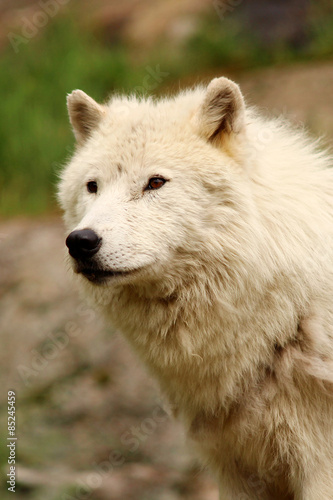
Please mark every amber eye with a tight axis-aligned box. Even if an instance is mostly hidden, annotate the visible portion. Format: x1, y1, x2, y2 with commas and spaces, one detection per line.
87, 181, 98, 194
146, 177, 167, 191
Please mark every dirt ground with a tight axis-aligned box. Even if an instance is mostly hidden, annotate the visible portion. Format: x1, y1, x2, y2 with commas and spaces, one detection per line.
0, 216, 218, 500
1, 61, 333, 500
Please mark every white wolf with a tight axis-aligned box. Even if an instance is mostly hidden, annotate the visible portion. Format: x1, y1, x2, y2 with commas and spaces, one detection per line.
58, 77, 333, 500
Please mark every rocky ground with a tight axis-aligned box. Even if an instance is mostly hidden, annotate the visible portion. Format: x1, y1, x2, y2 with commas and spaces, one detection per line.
1, 61, 333, 499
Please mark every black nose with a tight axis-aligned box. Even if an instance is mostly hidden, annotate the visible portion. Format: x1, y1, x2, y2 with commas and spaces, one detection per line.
66, 229, 102, 260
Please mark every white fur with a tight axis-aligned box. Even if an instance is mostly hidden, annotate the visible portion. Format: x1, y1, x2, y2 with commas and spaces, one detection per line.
58, 78, 333, 500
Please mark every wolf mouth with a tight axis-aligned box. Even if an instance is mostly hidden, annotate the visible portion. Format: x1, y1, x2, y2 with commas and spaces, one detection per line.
77, 267, 134, 283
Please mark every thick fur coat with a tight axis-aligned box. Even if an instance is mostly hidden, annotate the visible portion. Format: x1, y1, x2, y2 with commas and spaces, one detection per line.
58, 77, 333, 499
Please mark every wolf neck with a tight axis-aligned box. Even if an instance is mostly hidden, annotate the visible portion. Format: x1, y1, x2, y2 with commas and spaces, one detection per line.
106, 269, 300, 417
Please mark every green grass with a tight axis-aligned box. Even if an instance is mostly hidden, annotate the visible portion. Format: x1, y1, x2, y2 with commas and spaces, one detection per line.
1, 6, 333, 216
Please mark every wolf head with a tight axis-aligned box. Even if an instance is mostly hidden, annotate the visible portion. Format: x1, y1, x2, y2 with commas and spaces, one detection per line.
58, 78, 260, 295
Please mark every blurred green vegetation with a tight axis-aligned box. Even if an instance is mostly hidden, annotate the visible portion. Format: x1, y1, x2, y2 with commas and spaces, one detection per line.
0, 16, 152, 216
1, 6, 333, 216
184, 4, 333, 71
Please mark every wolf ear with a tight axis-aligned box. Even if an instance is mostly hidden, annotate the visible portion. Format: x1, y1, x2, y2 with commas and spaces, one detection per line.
196, 77, 245, 143
67, 90, 105, 145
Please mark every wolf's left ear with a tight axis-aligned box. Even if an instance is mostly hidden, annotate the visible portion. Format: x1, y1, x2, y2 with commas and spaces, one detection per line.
196, 77, 245, 142
67, 90, 105, 145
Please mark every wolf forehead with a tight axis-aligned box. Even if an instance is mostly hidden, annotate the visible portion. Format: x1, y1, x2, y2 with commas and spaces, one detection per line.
68, 91, 196, 155
65, 78, 246, 156
73, 101, 198, 172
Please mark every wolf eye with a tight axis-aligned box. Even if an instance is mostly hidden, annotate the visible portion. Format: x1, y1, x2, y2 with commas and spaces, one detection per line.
87, 181, 98, 194
146, 177, 166, 191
